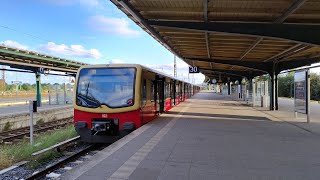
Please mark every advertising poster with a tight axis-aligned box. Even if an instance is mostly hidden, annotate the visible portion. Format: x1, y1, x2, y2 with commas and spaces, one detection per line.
294, 70, 307, 114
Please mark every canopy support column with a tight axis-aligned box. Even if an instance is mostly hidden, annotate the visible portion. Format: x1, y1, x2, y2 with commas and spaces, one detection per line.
36, 73, 41, 107
269, 62, 279, 111
275, 74, 279, 110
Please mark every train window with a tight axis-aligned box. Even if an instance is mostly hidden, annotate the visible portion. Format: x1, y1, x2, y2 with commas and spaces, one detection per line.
76, 67, 136, 108
176, 83, 179, 97
150, 80, 154, 100
171, 81, 174, 98
165, 82, 170, 98
164, 82, 166, 98
164, 82, 168, 98
142, 79, 147, 100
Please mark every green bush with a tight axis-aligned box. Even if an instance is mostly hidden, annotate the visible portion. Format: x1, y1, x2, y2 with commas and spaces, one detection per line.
278, 72, 320, 101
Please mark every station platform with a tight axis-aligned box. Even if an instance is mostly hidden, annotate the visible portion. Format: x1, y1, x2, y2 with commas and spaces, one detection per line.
61, 91, 320, 180
0, 104, 72, 117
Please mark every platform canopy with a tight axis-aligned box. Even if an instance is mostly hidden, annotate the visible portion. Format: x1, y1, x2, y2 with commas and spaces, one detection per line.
0, 45, 87, 73
111, 0, 320, 82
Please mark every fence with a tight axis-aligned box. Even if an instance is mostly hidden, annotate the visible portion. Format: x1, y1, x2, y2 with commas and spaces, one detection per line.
48, 83, 73, 105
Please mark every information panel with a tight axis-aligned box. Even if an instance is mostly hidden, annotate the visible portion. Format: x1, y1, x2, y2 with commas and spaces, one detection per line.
189, 66, 199, 73
294, 70, 308, 114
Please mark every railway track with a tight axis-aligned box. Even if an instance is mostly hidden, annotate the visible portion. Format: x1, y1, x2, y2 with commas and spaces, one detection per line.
25, 143, 96, 180
0, 135, 105, 180
0, 118, 73, 144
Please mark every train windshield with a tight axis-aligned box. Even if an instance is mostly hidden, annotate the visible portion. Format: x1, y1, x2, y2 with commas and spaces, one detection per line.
76, 67, 136, 108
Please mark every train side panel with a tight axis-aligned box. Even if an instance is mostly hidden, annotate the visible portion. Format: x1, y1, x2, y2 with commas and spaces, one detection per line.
74, 64, 200, 143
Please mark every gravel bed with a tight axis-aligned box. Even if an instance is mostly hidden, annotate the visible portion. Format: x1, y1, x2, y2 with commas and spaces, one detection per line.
0, 166, 33, 180
0, 142, 92, 180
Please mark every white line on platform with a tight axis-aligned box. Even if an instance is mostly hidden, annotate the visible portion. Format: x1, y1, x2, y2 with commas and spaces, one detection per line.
60, 120, 153, 180
107, 105, 190, 180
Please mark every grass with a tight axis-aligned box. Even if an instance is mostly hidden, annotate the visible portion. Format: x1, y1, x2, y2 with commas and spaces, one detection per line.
0, 125, 77, 170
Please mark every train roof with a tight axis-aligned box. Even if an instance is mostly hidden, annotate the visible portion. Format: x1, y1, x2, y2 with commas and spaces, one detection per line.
78, 64, 199, 86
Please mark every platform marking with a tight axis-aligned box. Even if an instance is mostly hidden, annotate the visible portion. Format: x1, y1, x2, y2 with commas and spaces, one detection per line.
46, 172, 61, 178
61, 121, 153, 180
107, 105, 190, 180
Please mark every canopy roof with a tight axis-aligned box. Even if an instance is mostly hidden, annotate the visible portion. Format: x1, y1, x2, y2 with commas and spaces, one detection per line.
111, 0, 320, 82
0, 45, 87, 73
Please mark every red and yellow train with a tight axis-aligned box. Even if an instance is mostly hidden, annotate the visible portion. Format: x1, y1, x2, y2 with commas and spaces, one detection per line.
73, 64, 200, 143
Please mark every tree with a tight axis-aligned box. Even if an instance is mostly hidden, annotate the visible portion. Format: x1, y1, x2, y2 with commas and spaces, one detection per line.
278, 72, 320, 101
278, 72, 294, 98
5, 84, 14, 91
310, 73, 320, 101
21, 83, 31, 91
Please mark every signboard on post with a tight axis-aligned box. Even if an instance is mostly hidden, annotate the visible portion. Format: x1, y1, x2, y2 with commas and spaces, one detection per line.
11, 81, 22, 85
189, 66, 199, 73
38, 67, 49, 75
294, 70, 310, 122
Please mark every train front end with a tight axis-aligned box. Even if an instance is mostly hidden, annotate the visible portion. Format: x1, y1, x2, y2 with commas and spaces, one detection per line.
73, 65, 141, 143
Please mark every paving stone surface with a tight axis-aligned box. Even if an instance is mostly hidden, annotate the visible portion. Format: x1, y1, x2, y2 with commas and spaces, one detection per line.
61, 91, 320, 180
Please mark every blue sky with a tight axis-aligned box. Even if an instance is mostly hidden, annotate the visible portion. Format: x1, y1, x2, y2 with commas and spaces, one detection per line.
0, 0, 205, 84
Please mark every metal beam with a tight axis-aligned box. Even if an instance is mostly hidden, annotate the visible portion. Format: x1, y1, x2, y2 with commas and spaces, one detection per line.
186, 57, 271, 72
0, 68, 33, 73
205, 33, 210, 58
275, 0, 307, 23
278, 57, 320, 73
263, 44, 304, 62
205, 72, 240, 78
0, 59, 77, 73
206, 76, 239, 83
203, 0, 208, 22
0, 46, 85, 68
148, 20, 320, 46
203, 0, 211, 59
239, 37, 263, 60
200, 68, 263, 78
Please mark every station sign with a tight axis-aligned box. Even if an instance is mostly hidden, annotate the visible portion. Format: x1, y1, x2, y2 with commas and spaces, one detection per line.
294, 70, 309, 114
38, 67, 49, 74
11, 81, 22, 85
189, 66, 199, 73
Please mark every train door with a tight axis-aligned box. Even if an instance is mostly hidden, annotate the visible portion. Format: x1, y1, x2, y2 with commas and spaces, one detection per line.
140, 78, 147, 123
154, 75, 160, 114
180, 82, 183, 102
172, 80, 176, 105
158, 77, 165, 113
169, 81, 172, 107
183, 83, 186, 101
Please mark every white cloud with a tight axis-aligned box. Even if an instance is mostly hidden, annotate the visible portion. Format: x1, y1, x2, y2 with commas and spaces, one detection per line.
109, 59, 125, 64
42, 0, 75, 6
38, 42, 102, 59
79, 0, 99, 7
0, 40, 28, 50
88, 15, 140, 37
43, 0, 99, 7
